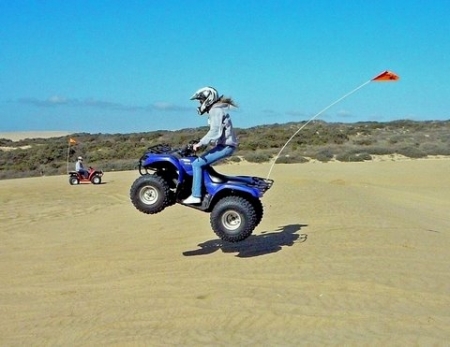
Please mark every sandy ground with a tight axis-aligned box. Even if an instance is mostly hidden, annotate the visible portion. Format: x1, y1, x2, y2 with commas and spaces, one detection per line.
1, 160, 449, 346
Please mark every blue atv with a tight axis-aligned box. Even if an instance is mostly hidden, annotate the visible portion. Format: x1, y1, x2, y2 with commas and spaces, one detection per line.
130, 142, 274, 242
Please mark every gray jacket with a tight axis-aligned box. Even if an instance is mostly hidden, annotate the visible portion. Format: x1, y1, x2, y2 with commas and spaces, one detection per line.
75, 160, 85, 171
198, 103, 238, 147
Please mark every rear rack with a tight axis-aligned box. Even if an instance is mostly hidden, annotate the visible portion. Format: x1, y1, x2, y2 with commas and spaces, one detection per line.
146, 143, 173, 154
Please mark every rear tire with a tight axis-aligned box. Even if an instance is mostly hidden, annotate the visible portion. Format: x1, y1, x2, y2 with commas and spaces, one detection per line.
69, 176, 79, 185
210, 196, 257, 243
130, 174, 170, 214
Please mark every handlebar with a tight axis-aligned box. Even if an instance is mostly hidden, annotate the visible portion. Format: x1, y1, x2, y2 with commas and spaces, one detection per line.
144, 140, 201, 158
178, 143, 197, 157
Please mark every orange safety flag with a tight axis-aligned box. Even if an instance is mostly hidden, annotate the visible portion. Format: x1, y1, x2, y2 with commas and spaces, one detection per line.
69, 138, 77, 145
372, 70, 399, 81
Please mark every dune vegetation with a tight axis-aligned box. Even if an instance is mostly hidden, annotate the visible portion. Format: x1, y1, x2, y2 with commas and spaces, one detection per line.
1, 119, 449, 179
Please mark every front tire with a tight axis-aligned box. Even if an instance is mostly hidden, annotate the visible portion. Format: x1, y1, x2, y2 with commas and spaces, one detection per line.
130, 174, 170, 214
210, 196, 257, 242
154, 171, 177, 206
91, 175, 102, 184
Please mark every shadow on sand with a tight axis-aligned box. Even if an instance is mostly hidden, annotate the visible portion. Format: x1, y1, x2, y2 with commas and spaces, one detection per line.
183, 223, 308, 258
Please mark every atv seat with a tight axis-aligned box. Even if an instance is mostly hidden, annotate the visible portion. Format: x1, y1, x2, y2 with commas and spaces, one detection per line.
206, 167, 235, 184
206, 166, 274, 193
206, 167, 255, 185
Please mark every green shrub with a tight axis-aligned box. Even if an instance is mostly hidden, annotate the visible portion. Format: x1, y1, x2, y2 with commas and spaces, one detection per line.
397, 147, 427, 158
353, 138, 376, 146
420, 142, 450, 156
276, 154, 309, 164
243, 152, 272, 163
313, 148, 334, 162
366, 147, 394, 155
336, 152, 372, 162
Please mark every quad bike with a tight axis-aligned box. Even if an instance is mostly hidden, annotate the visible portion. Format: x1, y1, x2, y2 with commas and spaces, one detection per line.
130, 143, 274, 242
68, 167, 103, 185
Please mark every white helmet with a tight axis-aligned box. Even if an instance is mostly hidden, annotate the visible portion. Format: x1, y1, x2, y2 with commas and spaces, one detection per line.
77, 156, 83, 160
190, 87, 220, 115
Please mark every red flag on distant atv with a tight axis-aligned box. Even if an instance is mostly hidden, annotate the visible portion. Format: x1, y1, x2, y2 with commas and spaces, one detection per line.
69, 138, 77, 145
372, 70, 399, 81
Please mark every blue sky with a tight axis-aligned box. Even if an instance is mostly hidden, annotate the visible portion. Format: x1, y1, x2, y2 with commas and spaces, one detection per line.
1, 0, 449, 134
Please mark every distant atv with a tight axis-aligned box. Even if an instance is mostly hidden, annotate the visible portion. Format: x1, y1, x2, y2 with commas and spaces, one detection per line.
68, 167, 103, 185
130, 143, 274, 242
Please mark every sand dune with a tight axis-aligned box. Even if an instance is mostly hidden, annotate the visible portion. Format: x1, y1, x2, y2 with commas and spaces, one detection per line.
0, 131, 71, 141
1, 160, 449, 346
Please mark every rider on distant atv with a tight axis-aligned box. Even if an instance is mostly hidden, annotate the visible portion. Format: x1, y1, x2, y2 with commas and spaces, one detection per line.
183, 87, 239, 204
75, 156, 89, 178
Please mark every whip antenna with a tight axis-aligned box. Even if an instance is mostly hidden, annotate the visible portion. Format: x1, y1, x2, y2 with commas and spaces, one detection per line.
266, 71, 399, 180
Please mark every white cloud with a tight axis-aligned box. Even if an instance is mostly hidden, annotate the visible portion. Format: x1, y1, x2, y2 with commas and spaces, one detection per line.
336, 109, 353, 118
47, 95, 69, 104
152, 102, 188, 111
17, 96, 189, 113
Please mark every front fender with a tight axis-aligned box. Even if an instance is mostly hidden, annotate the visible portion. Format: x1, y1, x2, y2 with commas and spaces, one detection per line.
140, 154, 192, 183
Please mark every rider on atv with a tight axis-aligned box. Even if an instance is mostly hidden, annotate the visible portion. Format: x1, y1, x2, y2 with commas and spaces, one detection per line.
183, 86, 239, 204
75, 156, 89, 178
